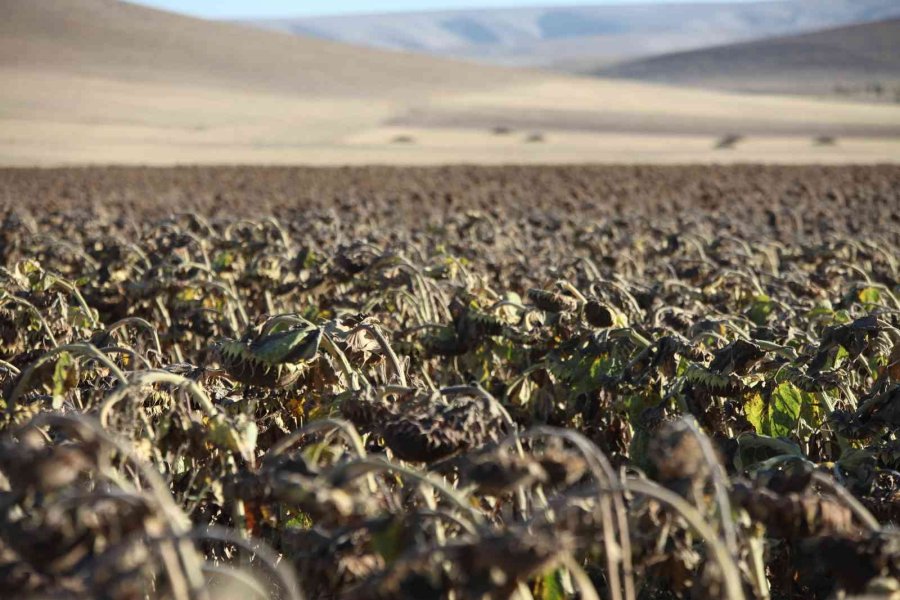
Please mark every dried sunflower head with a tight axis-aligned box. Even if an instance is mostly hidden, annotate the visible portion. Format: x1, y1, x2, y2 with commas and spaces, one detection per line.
708, 339, 766, 376
0, 427, 99, 494
339, 388, 394, 430
527, 288, 578, 313
214, 322, 321, 388
584, 299, 614, 327
381, 393, 509, 463
420, 327, 468, 357
460, 449, 547, 496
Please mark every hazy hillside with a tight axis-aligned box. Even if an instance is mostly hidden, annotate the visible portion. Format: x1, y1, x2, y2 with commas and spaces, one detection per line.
246, 0, 900, 69
1, 0, 536, 98
2, 0, 899, 165
597, 18, 900, 98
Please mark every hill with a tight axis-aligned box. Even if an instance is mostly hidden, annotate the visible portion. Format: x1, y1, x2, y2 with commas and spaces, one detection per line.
1, 0, 535, 98
247, 0, 900, 70
2, 0, 899, 165
596, 18, 900, 99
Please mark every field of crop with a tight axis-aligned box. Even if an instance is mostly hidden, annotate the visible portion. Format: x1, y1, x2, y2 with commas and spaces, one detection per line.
0, 165, 899, 599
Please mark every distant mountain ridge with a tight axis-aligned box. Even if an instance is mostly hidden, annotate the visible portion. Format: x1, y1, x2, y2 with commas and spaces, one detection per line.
244, 0, 900, 69
595, 17, 900, 97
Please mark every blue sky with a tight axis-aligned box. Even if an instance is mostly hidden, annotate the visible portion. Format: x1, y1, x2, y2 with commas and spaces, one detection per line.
131, 0, 755, 19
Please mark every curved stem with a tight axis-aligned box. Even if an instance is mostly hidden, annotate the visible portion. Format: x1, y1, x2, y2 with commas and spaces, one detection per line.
0, 358, 20, 375
810, 471, 881, 532
48, 275, 98, 329
99, 345, 154, 370
1, 293, 58, 347
487, 300, 529, 313
608, 328, 652, 350
107, 316, 164, 358
349, 323, 406, 386
555, 279, 588, 304
328, 456, 483, 530
100, 369, 218, 428
626, 478, 745, 600
267, 418, 367, 459
681, 418, 739, 557
561, 554, 602, 600
7, 343, 128, 413
191, 525, 305, 600
24, 414, 206, 594
320, 332, 365, 390
510, 426, 633, 600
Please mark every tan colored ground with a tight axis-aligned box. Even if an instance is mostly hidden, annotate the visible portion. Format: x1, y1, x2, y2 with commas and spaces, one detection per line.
2, 0, 899, 166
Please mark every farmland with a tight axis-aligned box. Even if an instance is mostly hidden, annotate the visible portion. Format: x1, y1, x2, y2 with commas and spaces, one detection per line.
0, 164, 899, 599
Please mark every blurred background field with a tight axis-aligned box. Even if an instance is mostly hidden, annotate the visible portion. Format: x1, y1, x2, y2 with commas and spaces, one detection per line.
2, 0, 898, 165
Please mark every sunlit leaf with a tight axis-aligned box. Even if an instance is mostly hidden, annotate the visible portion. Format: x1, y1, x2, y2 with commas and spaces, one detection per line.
536, 568, 566, 600
745, 383, 821, 438
747, 293, 774, 326
51, 351, 79, 410
858, 287, 881, 306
